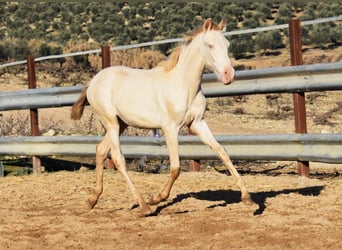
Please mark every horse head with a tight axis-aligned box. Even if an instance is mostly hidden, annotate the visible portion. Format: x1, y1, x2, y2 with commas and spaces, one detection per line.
201, 18, 235, 85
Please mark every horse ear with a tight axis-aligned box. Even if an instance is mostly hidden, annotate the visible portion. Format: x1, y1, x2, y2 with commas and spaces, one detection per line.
218, 19, 226, 32
203, 18, 213, 31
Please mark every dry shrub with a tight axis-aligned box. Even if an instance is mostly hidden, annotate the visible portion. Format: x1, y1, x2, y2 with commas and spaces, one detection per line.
265, 105, 293, 120
307, 92, 328, 105
233, 107, 246, 115
214, 97, 233, 107
28, 39, 45, 55
89, 48, 166, 70
313, 102, 342, 126
265, 94, 281, 107
0, 112, 30, 136
303, 50, 342, 64
72, 112, 104, 136
62, 42, 98, 70
54, 43, 166, 85
233, 95, 248, 103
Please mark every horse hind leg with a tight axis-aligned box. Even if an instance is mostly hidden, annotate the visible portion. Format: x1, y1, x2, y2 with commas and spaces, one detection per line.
88, 117, 128, 209
87, 133, 111, 209
107, 126, 153, 216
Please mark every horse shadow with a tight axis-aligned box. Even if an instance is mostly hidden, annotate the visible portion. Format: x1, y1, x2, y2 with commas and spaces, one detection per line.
149, 185, 325, 216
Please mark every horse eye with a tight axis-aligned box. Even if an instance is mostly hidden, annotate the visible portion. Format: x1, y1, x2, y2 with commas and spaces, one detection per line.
208, 44, 214, 49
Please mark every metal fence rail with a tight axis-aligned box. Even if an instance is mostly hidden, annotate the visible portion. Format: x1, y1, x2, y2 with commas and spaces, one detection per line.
0, 62, 342, 111
0, 134, 341, 163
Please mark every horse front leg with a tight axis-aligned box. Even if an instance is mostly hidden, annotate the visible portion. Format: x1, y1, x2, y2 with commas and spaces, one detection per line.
190, 119, 254, 205
149, 127, 180, 205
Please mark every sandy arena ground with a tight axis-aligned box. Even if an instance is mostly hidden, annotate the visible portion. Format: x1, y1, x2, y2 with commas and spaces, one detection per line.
0, 169, 341, 249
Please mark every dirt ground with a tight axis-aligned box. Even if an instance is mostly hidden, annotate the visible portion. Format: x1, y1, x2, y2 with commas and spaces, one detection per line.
0, 169, 341, 250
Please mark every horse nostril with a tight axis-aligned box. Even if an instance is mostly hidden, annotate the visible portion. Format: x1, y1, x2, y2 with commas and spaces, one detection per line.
224, 66, 234, 78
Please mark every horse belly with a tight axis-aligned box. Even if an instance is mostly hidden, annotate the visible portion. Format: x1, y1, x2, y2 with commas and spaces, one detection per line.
115, 90, 163, 129
117, 106, 162, 129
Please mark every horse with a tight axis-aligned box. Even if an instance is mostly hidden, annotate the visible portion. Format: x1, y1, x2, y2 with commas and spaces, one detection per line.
71, 18, 254, 216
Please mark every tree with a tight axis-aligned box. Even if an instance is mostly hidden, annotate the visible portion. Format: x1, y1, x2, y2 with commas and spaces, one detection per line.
254, 30, 284, 55
12, 39, 30, 60
278, 3, 293, 18
0, 42, 11, 61
307, 24, 333, 48
242, 11, 260, 28
275, 3, 293, 24
255, 3, 273, 20
331, 23, 342, 45
230, 34, 254, 59
39, 43, 51, 56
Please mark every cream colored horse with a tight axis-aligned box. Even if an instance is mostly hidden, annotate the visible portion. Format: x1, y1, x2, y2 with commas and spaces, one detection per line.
71, 18, 254, 216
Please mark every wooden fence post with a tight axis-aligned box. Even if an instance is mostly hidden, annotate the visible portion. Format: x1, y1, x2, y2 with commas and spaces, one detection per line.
27, 55, 41, 174
101, 46, 115, 170
289, 19, 310, 177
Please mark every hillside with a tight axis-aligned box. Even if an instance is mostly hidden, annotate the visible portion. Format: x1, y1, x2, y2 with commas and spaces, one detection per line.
0, 2, 341, 62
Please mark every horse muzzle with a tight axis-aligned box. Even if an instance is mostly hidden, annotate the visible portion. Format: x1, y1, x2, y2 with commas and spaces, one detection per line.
221, 66, 235, 85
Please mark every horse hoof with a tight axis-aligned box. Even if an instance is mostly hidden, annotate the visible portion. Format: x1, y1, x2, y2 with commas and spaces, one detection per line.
148, 199, 158, 206
87, 196, 98, 209
140, 206, 153, 217
242, 197, 255, 206
148, 195, 161, 206
241, 195, 255, 206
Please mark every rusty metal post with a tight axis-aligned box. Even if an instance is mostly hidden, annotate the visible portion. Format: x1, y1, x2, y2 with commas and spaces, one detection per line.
289, 19, 310, 177
101, 46, 115, 170
189, 159, 201, 172
101, 45, 111, 69
27, 55, 41, 174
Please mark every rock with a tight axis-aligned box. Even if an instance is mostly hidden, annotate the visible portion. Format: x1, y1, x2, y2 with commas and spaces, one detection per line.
79, 166, 89, 172
42, 129, 56, 136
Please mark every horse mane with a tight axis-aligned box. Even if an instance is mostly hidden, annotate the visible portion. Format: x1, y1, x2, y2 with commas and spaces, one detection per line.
157, 46, 183, 72
158, 19, 222, 72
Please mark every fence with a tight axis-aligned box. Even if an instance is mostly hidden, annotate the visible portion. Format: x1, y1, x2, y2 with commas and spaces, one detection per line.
1, 62, 341, 111
0, 62, 341, 160
0, 19, 342, 176
0, 134, 341, 163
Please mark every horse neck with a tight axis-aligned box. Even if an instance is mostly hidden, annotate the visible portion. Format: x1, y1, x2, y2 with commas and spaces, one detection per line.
171, 35, 205, 92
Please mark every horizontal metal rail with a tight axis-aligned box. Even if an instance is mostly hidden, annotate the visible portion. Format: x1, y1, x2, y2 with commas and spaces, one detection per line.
0, 62, 341, 111
203, 62, 342, 97
0, 86, 82, 111
0, 134, 341, 163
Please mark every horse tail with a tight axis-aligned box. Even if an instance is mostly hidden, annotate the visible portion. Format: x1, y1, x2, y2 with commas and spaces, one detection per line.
71, 86, 89, 120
